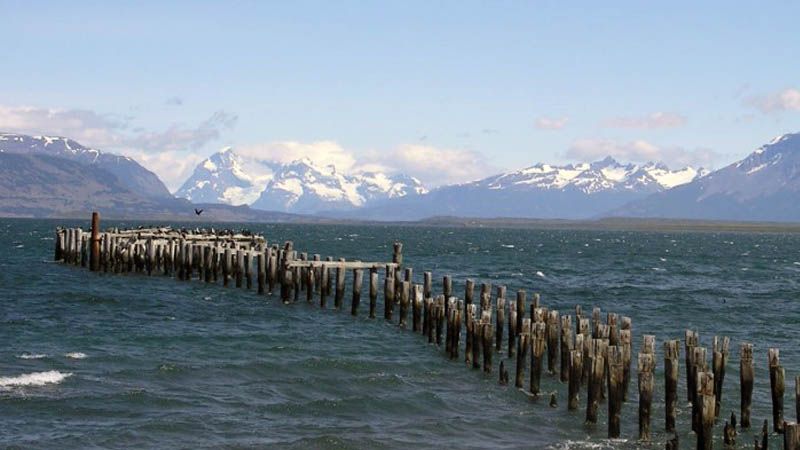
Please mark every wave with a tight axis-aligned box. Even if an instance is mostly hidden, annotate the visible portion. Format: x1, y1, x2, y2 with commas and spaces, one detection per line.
0, 370, 72, 387
17, 353, 48, 360
64, 352, 87, 359
535, 271, 545, 278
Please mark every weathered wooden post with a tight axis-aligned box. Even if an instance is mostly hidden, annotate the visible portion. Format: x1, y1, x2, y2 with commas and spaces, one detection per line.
351, 268, 363, 316
306, 262, 315, 303
508, 303, 517, 358
235, 249, 244, 288
384, 267, 395, 320
412, 284, 422, 332
257, 251, 266, 294
465, 304, 476, 366
89, 212, 100, 271
369, 268, 379, 319
796, 375, 800, 424
334, 258, 345, 309
560, 315, 573, 383
664, 339, 680, 433
423, 271, 432, 300
686, 330, 699, 402
481, 310, 493, 374
620, 317, 632, 400
425, 297, 435, 343
770, 348, 786, 434
568, 348, 583, 410
607, 346, 624, 438
268, 248, 278, 294
784, 422, 800, 450
435, 296, 445, 347
546, 310, 559, 375
244, 250, 252, 289
442, 276, 452, 316
691, 346, 708, 433
638, 351, 655, 441
712, 336, 730, 418
515, 318, 530, 389
586, 338, 605, 424
516, 290, 526, 335
398, 280, 410, 327
697, 371, 715, 450
495, 293, 505, 352
464, 278, 474, 317
531, 321, 546, 396
740, 343, 754, 428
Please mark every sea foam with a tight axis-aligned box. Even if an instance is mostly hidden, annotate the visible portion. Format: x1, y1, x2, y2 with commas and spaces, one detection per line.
18, 353, 48, 360
64, 352, 87, 359
0, 370, 72, 387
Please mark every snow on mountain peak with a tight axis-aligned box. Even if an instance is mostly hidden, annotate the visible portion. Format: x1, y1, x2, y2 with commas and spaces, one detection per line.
178, 147, 427, 212
476, 156, 703, 193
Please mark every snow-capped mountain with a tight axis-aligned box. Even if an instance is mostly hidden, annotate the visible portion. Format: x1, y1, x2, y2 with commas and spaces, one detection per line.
613, 133, 800, 221
0, 133, 172, 199
470, 157, 706, 193
175, 148, 277, 205
177, 148, 427, 213
341, 157, 706, 220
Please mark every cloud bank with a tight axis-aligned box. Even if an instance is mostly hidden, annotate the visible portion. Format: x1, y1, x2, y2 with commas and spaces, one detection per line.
566, 138, 719, 168
602, 112, 687, 129
745, 88, 800, 113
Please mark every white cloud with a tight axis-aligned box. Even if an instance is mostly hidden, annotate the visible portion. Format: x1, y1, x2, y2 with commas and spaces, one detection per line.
566, 138, 719, 168
534, 116, 569, 130
126, 111, 237, 151
125, 149, 206, 191
237, 141, 491, 187
602, 112, 687, 129
746, 88, 800, 113
383, 144, 493, 186
0, 105, 125, 147
238, 140, 358, 172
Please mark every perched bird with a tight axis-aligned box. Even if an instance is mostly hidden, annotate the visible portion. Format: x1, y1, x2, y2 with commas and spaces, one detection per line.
194, 208, 203, 216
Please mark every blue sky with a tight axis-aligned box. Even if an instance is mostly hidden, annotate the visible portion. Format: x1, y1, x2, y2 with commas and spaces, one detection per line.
1, 1, 799, 190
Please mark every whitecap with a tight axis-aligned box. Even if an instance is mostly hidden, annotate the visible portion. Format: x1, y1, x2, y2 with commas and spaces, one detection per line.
18, 353, 48, 360
64, 352, 87, 359
501, 244, 515, 248
794, 262, 800, 266
659, 257, 667, 262
652, 267, 666, 272
535, 271, 545, 278
15, 244, 24, 248
0, 370, 72, 387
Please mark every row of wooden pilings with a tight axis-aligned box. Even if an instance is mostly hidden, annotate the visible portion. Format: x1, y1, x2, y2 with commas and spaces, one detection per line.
55, 214, 800, 449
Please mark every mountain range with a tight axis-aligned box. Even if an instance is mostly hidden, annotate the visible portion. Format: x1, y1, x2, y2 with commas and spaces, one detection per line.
2, 131, 799, 222
176, 150, 427, 214
176, 147, 707, 220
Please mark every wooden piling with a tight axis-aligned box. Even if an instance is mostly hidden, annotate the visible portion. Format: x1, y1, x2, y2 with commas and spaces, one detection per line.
411, 284, 423, 331
335, 259, 345, 309
351, 268, 363, 315
442, 276, 452, 316
384, 270, 395, 320
621, 317, 632, 401
638, 352, 655, 441
713, 336, 730, 418
244, 250, 252, 289
796, 375, 799, 424
546, 310, 559, 375
741, 343, 755, 428
664, 339, 680, 433
770, 348, 786, 433
607, 346, 624, 438
516, 290, 526, 336
257, 251, 266, 294
368, 268, 378, 318
508, 304, 517, 358
531, 321, 546, 396
496, 295, 505, 352
685, 330, 699, 402
465, 278, 474, 315
515, 319, 530, 389
697, 371, 716, 450
560, 315, 574, 383
586, 338, 605, 424
481, 312, 493, 374
398, 280, 410, 327
465, 304, 476, 366
785, 422, 800, 450
568, 349, 583, 410
691, 346, 708, 433
89, 212, 100, 271
235, 249, 244, 288
306, 261, 315, 303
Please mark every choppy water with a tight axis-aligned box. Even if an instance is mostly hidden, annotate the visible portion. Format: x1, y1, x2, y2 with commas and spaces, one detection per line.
2, 218, 799, 449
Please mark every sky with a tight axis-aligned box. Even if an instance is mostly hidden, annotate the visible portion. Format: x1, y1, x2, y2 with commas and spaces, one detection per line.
1, 1, 799, 191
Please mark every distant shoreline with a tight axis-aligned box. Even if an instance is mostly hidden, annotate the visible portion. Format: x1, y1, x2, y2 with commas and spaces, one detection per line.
4, 212, 800, 234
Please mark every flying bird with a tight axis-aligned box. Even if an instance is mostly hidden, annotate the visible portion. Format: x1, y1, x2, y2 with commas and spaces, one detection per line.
194, 208, 203, 216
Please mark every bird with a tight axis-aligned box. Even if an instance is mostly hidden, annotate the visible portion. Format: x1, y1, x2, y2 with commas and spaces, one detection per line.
194, 208, 203, 216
